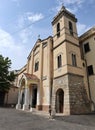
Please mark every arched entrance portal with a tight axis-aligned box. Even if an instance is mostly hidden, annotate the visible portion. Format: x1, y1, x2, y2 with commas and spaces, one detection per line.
56, 89, 64, 113
16, 73, 40, 110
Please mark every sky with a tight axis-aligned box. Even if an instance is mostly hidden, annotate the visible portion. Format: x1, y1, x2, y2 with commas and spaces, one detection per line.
0, 0, 95, 70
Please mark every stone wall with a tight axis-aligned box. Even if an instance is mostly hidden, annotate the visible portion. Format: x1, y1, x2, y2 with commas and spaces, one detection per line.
52, 75, 70, 115
68, 74, 91, 114
52, 74, 91, 115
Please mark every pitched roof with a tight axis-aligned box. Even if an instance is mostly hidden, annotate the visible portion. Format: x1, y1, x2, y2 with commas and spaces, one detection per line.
24, 73, 39, 82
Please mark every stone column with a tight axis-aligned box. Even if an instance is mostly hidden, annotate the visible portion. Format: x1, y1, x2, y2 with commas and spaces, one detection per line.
29, 87, 32, 107
37, 84, 40, 106
16, 89, 21, 109
29, 87, 35, 112
23, 87, 29, 110
36, 83, 42, 110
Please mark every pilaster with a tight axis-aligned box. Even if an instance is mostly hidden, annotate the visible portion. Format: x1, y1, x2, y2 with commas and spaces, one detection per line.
39, 43, 43, 107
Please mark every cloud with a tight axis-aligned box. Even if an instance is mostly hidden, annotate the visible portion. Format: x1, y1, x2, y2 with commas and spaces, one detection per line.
17, 12, 44, 27
27, 12, 44, 23
17, 12, 44, 44
0, 11, 46, 70
51, 0, 95, 14
52, 0, 85, 13
57, 0, 83, 6
57, 0, 95, 12
77, 23, 91, 36
0, 29, 16, 49
0, 28, 28, 70
66, 7, 78, 14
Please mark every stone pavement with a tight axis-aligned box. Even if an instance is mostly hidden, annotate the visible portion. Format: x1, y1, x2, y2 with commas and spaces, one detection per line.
0, 108, 95, 130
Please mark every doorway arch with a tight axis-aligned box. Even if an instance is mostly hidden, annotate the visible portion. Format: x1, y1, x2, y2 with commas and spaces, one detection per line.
20, 79, 25, 109
56, 88, 64, 113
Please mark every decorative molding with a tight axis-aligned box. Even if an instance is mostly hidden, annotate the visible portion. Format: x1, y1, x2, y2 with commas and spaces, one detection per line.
53, 39, 79, 50
54, 72, 83, 79
54, 64, 82, 71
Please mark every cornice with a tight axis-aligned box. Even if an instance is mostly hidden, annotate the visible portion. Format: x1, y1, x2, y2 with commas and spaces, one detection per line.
52, 6, 77, 25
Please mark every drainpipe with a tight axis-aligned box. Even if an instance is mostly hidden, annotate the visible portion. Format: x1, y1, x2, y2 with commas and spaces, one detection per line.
85, 59, 92, 106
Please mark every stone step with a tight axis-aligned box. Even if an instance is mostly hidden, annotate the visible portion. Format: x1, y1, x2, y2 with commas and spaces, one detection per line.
32, 110, 49, 117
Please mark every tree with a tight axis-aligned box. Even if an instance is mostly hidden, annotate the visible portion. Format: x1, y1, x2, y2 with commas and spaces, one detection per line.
0, 55, 16, 92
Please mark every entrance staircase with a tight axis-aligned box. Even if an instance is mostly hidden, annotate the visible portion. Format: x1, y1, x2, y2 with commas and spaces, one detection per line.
30, 108, 49, 118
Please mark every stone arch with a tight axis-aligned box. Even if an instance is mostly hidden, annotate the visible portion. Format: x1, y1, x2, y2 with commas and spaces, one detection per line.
19, 75, 26, 109
55, 88, 64, 113
19, 74, 28, 87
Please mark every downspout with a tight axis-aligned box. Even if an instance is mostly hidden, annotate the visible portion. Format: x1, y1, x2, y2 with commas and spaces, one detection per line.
85, 59, 92, 108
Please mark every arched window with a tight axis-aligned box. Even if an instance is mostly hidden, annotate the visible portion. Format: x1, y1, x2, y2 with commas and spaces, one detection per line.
56, 89, 64, 113
35, 61, 39, 72
72, 54, 77, 66
57, 22, 60, 37
57, 55, 62, 68
69, 21, 73, 36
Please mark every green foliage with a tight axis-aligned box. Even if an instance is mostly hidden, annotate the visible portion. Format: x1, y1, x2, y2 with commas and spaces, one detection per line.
0, 55, 16, 92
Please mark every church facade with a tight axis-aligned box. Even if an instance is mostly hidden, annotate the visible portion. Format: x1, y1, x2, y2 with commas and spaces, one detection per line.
16, 6, 92, 115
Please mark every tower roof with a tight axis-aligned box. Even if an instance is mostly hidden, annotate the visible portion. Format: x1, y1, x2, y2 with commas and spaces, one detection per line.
52, 5, 77, 25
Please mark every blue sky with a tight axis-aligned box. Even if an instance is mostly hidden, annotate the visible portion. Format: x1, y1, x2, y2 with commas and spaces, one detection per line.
0, 0, 95, 70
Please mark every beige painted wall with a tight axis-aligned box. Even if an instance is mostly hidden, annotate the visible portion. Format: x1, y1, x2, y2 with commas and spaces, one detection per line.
64, 17, 78, 39
5, 87, 18, 106
53, 43, 67, 78
53, 17, 65, 48
81, 34, 95, 103
43, 45, 48, 77
66, 42, 84, 76
42, 80, 50, 105
24, 37, 53, 106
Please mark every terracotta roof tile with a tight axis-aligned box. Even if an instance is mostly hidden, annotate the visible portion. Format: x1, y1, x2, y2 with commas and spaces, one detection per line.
24, 73, 39, 82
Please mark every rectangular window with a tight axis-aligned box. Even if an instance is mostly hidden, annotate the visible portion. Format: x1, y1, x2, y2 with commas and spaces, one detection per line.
35, 61, 39, 72
84, 43, 90, 53
57, 55, 62, 68
72, 54, 77, 66
87, 65, 94, 76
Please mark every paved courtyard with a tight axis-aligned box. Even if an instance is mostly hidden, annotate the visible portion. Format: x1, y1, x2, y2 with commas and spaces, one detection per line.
0, 108, 95, 130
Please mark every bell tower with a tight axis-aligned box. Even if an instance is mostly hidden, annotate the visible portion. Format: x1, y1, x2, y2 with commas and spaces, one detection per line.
51, 6, 90, 115
52, 5, 78, 47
